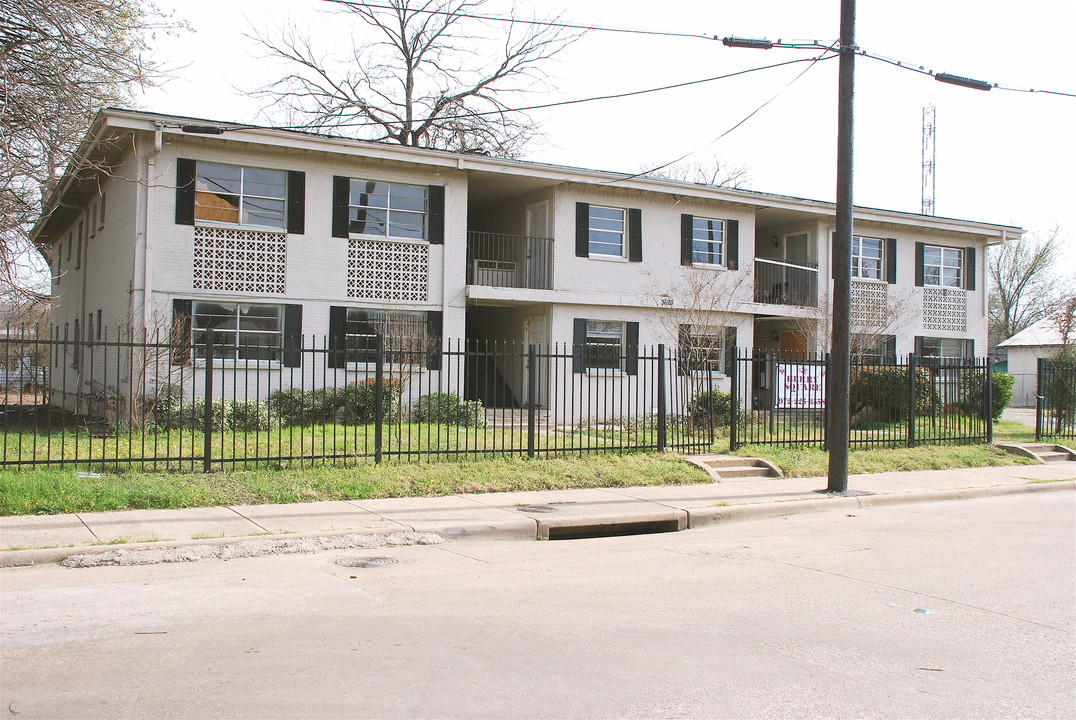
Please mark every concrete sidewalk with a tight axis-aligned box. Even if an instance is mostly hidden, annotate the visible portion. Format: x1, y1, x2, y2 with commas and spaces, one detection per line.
2, 461, 1073, 567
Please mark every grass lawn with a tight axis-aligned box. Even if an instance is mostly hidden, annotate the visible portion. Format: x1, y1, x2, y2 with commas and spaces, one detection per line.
0, 426, 1046, 516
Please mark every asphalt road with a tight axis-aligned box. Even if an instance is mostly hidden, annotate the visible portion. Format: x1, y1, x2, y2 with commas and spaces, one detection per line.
2, 492, 1074, 719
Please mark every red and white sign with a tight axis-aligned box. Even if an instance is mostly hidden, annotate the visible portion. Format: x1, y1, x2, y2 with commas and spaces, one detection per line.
776, 363, 826, 409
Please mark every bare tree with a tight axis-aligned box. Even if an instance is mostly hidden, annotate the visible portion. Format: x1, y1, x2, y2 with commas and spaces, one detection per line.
249, 0, 581, 158
1, 0, 179, 302
641, 153, 751, 189
989, 226, 1066, 347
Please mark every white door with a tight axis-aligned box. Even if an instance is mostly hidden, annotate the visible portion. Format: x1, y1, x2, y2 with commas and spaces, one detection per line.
524, 202, 550, 289
522, 315, 548, 406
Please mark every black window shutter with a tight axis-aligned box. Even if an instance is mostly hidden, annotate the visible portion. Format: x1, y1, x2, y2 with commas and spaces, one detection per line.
726, 219, 739, 270
286, 171, 305, 235
625, 322, 640, 375
680, 214, 694, 266
885, 335, 897, 362
914, 335, 924, 356
628, 208, 642, 262
575, 203, 590, 257
885, 238, 897, 283
572, 318, 586, 373
428, 185, 445, 244
964, 339, 975, 358
175, 158, 196, 225
282, 304, 303, 368
965, 247, 976, 290
724, 325, 738, 374
172, 299, 192, 365
426, 310, 443, 371
331, 176, 350, 238
914, 242, 925, 286
328, 305, 347, 369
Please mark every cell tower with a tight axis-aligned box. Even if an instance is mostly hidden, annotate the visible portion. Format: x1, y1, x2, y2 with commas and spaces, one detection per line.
921, 105, 936, 216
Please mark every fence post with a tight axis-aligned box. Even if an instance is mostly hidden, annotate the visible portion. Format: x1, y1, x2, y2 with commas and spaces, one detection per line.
657, 344, 667, 453
729, 349, 739, 451
985, 358, 993, 444
374, 333, 384, 464
823, 353, 831, 451
1035, 356, 1045, 442
527, 344, 536, 459
202, 329, 214, 473
907, 353, 917, 449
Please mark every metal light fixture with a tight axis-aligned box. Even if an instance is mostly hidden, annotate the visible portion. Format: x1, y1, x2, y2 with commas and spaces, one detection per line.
771, 235, 779, 247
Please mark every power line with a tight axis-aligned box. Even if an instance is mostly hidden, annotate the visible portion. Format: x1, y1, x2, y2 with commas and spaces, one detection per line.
326, 1, 1075, 99
283, 55, 832, 133
323, 0, 718, 41
604, 44, 839, 184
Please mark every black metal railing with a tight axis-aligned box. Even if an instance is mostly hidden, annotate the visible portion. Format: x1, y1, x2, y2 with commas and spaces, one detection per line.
730, 350, 993, 450
1036, 358, 1076, 441
466, 231, 553, 289
753, 258, 819, 307
0, 328, 722, 471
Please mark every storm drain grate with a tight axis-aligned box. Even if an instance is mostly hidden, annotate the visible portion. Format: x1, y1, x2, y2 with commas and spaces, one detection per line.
546, 519, 681, 541
335, 556, 400, 568
517, 504, 557, 513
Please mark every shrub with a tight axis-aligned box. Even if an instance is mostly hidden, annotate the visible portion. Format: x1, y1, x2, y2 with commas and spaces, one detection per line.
332, 379, 402, 424
959, 371, 1013, 421
849, 366, 936, 423
687, 389, 732, 429
413, 392, 486, 427
229, 399, 270, 431
268, 388, 322, 427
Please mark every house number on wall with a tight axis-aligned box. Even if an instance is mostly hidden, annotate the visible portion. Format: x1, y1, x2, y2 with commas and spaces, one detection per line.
660, 298, 675, 307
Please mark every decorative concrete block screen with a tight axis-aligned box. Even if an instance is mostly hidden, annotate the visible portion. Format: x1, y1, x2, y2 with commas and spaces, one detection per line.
348, 240, 429, 302
193, 226, 287, 294
922, 287, 967, 332
851, 281, 888, 328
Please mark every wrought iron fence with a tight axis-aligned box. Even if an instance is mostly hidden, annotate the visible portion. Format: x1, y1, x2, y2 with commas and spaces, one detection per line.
1036, 358, 1076, 441
730, 350, 993, 450
0, 328, 723, 471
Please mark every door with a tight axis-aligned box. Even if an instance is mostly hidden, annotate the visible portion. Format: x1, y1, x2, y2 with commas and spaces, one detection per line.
522, 314, 548, 407
524, 202, 550, 289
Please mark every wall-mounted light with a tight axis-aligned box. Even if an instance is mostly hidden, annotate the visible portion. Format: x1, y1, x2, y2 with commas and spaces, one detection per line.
772, 330, 780, 342
771, 235, 779, 247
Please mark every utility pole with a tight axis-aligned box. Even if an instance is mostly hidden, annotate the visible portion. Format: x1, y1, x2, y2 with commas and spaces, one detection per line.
828, 0, 856, 493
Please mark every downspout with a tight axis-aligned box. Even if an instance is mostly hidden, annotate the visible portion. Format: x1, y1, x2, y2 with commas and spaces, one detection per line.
129, 124, 162, 337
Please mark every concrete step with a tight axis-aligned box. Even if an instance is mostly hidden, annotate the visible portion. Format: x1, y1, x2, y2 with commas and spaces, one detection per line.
713, 466, 776, 479
688, 454, 782, 481
994, 442, 1076, 463
1038, 450, 1074, 462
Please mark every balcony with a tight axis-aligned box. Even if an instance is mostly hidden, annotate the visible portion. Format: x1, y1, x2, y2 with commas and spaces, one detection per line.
466, 231, 553, 290
754, 258, 819, 307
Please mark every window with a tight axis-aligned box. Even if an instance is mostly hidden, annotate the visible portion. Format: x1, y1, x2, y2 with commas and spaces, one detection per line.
195, 162, 287, 228
852, 236, 884, 280
920, 337, 972, 359
852, 334, 895, 363
587, 206, 625, 257
923, 245, 963, 288
96, 309, 102, 340
90, 204, 98, 238
192, 301, 283, 361
76, 222, 83, 269
691, 218, 724, 265
584, 320, 624, 370
348, 180, 427, 240
99, 193, 106, 229
342, 308, 427, 363
679, 325, 727, 373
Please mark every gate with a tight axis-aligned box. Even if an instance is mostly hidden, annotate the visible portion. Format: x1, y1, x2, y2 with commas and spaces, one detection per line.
1036, 358, 1076, 441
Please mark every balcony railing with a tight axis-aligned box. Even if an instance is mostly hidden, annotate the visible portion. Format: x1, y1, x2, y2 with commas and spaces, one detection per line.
467, 231, 553, 290
754, 258, 819, 307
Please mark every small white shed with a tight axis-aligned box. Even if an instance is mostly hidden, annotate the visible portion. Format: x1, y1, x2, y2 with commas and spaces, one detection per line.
997, 314, 1067, 407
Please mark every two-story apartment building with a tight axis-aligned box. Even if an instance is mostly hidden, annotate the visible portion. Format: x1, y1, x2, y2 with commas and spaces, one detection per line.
34, 109, 1018, 414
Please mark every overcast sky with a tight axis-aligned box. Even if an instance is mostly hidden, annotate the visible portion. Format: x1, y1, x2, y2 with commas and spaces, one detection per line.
140, 0, 1075, 257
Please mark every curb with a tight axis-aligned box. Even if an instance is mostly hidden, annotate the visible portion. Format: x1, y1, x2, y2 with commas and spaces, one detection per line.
1, 480, 1072, 568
